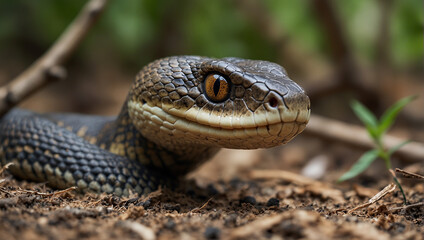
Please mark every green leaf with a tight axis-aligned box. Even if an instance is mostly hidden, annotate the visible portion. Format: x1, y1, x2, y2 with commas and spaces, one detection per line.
337, 149, 379, 182
388, 140, 412, 156
351, 100, 379, 139
378, 95, 417, 135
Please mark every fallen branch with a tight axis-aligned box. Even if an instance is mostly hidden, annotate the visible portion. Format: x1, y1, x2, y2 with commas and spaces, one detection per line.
0, 0, 108, 117
304, 114, 424, 163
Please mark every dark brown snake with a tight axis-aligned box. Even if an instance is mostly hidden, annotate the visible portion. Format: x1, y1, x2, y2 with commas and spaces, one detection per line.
0, 56, 310, 196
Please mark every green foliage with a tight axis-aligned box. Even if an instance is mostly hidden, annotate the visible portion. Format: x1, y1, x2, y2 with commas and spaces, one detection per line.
378, 95, 418, 136
391, 0, 424, 66
0, 1, 421, 69
388, 140, 411, 156
338, 149, 379, 182
350, 100, 379, 140
338, 95, 416, 182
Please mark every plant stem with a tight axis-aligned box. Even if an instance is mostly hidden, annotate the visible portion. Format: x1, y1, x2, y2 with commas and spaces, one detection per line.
376, 138, 407, 204
377, 139, 391, 169
392, 175, 407, 205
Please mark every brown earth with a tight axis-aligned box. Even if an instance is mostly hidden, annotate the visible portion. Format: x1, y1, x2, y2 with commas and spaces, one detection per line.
0, 145, 423, 240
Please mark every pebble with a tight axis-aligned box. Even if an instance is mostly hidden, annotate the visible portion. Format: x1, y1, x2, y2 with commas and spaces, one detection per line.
206, 184, 219, 195
164, 219, 176, 229
240, 196, 256, 205
266, 198, 280, 207
224, 213, 238, 227
204, 226, 220, 239
163, 203, 181, 212
136, 199, 151, 208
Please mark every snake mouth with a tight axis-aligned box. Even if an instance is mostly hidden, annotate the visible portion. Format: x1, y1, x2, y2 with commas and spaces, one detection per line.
128, 101, 310, 149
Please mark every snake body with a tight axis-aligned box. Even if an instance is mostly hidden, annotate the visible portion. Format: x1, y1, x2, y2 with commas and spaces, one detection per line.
0, 56, 310, 196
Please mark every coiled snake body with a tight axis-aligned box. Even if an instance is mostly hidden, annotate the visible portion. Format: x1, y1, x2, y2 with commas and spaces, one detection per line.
0, 56, 310, 196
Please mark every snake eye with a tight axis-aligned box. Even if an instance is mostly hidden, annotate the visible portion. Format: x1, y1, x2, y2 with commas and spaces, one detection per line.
204, 73, 230, 102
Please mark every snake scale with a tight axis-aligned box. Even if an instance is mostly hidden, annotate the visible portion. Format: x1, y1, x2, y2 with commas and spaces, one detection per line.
0, 56, 310, 196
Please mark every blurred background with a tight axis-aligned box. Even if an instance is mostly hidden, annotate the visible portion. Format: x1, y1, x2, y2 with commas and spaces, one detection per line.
0, 0, 422, 184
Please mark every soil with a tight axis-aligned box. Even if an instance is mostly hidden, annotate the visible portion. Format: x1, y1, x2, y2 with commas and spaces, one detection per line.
0, 145, 423, 240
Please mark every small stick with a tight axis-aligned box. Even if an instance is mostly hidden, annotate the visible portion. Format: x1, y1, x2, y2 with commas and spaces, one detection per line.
395, 168, 424, 180
0, 163, 14, 175
120, 221, 156, 240
0, 0, 109, 117
139, 188, 162, 203
389, 202, 424, 212
0, 188, 12, 195
20, 186, 77, 197
191, 197, 214, 213
250, 169, 345, 203
347, 183, 396, 214
228, 214, 285, 240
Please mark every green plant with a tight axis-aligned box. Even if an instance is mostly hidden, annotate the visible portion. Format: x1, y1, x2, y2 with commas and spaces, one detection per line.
338, 95, 417, 203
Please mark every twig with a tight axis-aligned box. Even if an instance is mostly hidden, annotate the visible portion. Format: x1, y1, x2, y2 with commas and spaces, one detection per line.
395, 168, 424, 180
0, 162, 14, 175
120, 221, 156, 240
250, 169, 316, 185
0, 187, 12, 195
190, 197, 214, 213
139, 187, 162, 203
227, 214, 285, 240
250, 169, 345, 203
389, 202, 424, 212
347, 183, 396, 214
20, 186, 77, 197
304, 114, 424, 163
0, 0, 108, 117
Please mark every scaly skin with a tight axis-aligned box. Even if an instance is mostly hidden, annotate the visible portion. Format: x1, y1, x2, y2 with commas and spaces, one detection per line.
0, 56, 310, 196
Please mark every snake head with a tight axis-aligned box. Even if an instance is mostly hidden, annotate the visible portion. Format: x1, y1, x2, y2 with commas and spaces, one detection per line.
128, 56, 310, 151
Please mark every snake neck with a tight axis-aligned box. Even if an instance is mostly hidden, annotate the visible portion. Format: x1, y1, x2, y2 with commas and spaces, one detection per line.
96, 103, 219, 177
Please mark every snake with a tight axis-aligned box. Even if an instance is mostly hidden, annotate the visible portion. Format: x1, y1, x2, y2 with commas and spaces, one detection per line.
0, 56, 310, 196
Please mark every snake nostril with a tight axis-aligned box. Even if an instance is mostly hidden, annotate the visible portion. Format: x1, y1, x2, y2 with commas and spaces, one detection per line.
269, 97, 278, 108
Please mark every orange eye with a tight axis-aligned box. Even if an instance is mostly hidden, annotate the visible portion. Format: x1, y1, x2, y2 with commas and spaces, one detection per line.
204, 74, 230, 102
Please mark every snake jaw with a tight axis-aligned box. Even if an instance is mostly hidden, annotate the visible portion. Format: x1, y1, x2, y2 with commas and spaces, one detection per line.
128, 100, 309, 150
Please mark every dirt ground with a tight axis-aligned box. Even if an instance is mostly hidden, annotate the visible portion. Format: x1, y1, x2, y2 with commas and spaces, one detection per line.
0, 143, 423, 240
